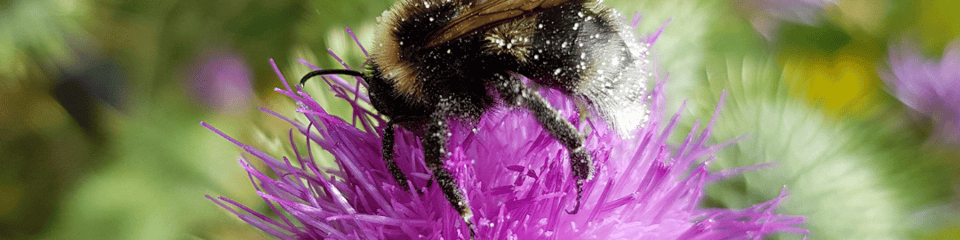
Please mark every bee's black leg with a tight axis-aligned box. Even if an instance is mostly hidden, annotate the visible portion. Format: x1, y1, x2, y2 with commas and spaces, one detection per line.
382, 123, 414, 192
494, 73, 593, 214
424, 105, 475, 238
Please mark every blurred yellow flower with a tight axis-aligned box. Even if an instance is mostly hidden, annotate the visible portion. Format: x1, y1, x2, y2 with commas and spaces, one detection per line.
781, 43, 885, 119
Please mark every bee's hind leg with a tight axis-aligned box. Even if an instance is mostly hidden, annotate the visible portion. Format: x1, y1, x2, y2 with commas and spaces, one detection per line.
492, 72, 594, 214
424, 100, 476, 238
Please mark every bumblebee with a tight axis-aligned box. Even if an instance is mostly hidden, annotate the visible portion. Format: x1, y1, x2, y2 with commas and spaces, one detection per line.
301, 0, 651, 236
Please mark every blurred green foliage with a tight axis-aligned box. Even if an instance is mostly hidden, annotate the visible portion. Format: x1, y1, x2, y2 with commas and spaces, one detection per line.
1, 0, 958, 239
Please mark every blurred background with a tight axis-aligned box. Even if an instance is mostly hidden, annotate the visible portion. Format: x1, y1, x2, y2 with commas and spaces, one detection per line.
1, 0, 958, 239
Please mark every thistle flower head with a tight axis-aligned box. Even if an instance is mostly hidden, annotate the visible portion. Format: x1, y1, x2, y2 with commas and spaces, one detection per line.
881, 38, 960, 143
187, 49, 254, 113
204, 22, 806, 239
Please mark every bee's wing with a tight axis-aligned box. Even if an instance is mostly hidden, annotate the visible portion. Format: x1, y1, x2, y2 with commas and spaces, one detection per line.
425, 0, 575, 48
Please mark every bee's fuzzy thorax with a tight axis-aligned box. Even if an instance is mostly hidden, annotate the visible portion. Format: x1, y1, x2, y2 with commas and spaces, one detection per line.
372, 0, 470, 102
482, 15, 537, 62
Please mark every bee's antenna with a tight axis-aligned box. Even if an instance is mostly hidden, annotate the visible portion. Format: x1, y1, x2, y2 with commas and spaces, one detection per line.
300, 69, 365, 85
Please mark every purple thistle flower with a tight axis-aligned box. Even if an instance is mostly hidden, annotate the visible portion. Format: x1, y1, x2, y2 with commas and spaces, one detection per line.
202, 23, 806, 239
187, 49, 254, 113
881, 38, 960, 143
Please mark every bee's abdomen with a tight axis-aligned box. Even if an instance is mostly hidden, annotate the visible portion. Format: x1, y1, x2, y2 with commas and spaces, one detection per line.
520, 1, 653, 134
520, 1, 616, 90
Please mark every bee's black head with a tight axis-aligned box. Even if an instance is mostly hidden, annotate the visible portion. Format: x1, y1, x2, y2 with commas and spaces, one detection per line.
299, 69, 386, 114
